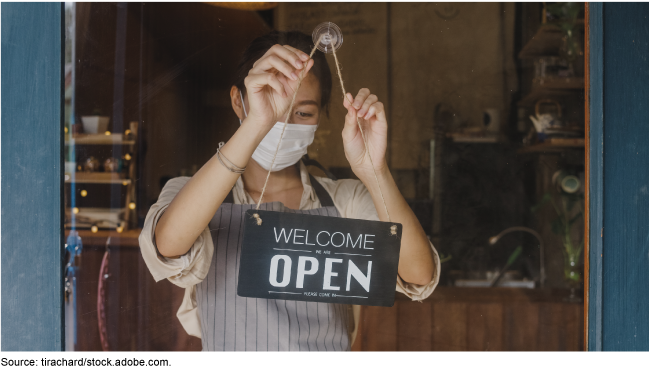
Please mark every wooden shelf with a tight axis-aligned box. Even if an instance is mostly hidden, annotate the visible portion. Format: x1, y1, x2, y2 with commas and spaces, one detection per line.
517, 138, 585, 154
519, 20, 585, 59
518, 87, 582, 106
65, 228, 142, 248
533, 77, 584, 90
64, 132, 139, 230
65, 207, 126, 226
64, 177, 131, 184
65, 133, 135, 145
519, 77, 584, 106
64, 172, 130, 184
447, 133, 507, 144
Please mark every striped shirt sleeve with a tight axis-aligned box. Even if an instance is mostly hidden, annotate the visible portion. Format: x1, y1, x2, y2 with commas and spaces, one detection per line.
138, 176, 214, 289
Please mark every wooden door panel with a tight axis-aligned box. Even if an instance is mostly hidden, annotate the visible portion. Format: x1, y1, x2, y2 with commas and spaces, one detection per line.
467, 303, 504, 351
432, 302, 468, 351
397, 301, 433, 351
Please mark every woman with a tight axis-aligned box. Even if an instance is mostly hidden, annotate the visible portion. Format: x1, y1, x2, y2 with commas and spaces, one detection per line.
140, 31, 440, 351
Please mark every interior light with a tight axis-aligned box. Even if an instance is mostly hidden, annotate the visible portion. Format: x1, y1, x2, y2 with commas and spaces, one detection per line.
125, 129, 131, 135
91, 225, 98, 233
80, 190, 87, 197
122, 180, 129, 186
129, 202, 136, 210
72, 207, 79, 214
104, 131, 111, 135
64, 126, 68, 133
124, 153, 132, 160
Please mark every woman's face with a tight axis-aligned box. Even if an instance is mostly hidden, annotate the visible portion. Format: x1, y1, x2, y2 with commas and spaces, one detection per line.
288, 72, 322, 126
239, 72, 322, 126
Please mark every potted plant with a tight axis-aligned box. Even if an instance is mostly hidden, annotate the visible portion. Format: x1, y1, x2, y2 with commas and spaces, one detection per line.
532, 170, 584, 301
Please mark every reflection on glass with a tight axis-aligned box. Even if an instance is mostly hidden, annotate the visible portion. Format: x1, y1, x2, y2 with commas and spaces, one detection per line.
63, 2, 585, 351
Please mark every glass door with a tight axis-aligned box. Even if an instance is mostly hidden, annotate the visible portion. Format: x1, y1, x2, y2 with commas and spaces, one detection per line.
63, 2, 587, 351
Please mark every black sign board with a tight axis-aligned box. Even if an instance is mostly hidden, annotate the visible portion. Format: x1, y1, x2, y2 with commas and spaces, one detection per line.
237, 210, 402, 307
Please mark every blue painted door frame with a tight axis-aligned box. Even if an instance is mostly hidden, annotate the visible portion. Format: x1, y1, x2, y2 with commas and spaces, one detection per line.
1, 3, 64, 350
588, 2, 649, 351
0, 2, 648, 351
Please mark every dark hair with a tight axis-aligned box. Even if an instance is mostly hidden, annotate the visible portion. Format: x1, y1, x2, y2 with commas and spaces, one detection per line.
233, 30, 332, 116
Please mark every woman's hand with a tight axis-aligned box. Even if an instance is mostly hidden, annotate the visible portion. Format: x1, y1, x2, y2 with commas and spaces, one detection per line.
244, 44, 314, 128
342, 88, 389, 181
342, 89, 435, 285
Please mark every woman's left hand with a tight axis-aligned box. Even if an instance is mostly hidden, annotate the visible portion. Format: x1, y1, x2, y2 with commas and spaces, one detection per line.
342, 88, 388, 181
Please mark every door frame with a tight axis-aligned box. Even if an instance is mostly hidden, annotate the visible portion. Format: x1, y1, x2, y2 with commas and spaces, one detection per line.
1, 2, 647, 351
1, 2, 65, 351
584, 1, 603, 351
585, 2, 649, 351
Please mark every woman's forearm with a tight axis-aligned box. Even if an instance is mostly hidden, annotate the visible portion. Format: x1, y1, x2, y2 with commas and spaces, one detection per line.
154, 118, 268, 258
361, 167, 435, 286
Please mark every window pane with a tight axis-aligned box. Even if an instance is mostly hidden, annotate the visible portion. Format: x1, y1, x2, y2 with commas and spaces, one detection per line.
63, 2, 585, 351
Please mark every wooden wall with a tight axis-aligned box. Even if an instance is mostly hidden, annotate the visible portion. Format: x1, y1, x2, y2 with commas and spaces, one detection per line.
353, 287, 584, 351
276, 3, 518, 172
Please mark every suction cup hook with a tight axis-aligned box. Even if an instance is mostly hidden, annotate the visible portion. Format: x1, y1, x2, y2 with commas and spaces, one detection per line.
312, 22, 343, 54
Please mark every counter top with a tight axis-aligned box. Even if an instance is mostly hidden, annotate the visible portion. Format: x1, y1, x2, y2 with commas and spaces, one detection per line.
396, 285, 582, 304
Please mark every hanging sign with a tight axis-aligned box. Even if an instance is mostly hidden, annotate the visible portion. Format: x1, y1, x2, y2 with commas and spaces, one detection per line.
237, 210, 402, 307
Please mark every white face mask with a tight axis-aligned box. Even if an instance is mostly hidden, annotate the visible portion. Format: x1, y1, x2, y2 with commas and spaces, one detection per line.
240, 91, 317, 172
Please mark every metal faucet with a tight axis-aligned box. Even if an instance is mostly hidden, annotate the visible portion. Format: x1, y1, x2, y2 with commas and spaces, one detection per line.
489, 226, 545, 288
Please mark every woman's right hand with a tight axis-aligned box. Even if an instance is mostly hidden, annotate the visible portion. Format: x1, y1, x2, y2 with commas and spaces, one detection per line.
243, 44, 314, 128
